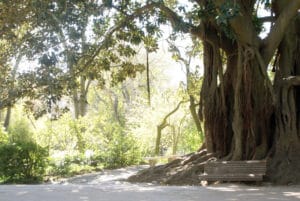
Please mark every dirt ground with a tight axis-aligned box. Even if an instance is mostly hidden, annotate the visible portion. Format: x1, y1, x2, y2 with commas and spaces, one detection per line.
0, 166, 299, 201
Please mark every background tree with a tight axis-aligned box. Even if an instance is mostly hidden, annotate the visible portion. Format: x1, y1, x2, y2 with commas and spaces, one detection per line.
168, 36, 203, 140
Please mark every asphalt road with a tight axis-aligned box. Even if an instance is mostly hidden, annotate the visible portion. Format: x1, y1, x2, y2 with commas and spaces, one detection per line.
1, 166, 299, 201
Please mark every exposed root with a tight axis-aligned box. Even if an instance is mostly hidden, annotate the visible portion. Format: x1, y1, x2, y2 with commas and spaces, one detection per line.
127, 150, 217, 185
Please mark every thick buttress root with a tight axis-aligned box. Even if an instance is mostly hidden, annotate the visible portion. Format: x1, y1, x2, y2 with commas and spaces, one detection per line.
127, 150, 217, 185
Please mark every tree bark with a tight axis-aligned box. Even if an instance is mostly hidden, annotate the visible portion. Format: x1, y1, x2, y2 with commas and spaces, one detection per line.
131, 0, 300, 184
189, 95, 203, 138
268, 3, 300, 183
3, 54, 22, 130
73, 76, 90, 119
146, 49, 151, 106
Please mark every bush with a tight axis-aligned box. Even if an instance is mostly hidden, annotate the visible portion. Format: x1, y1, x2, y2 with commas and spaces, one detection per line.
46, 150, 100, 177
8, 118, 33, 143
47, 156, 72, 177
0, 142, 49, 183
0, 127, 8, 144
102, 129, 142, 169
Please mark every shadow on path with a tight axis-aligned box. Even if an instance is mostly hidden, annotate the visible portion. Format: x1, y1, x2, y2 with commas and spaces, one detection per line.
1, 166, 299, 201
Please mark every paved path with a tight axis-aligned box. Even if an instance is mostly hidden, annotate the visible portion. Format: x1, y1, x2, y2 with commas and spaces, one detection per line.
1, 166, 299, 201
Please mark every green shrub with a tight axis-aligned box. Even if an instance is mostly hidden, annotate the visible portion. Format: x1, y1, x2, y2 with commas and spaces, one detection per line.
8, 118, 33, 143
102, 129, 142, 169
179, 124, 203, 154
47, 152, 98, 177
0, 127, 8, 144
0, 142, 49, 183
47, 159, 71, 177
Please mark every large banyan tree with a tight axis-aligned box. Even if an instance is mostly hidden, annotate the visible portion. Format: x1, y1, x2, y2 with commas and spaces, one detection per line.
129, 0, 300, 184
194, 0, 300, 184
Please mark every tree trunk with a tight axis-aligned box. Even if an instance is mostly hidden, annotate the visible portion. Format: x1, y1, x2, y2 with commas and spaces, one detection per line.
195, 1, 299, 182
189, 95, 203, 140
200, 40, 227, 156
171, 125, 177, 155
155, 124, 166, 156
128, 0, 300, 185
3, 54, 22, 130
3, 107, 12, 131
146, 49, 151, 106
269, 11, 300, 184
200, 35, 274, 160
108, 90, 122, 125
155, 101, 184, 156
73, 76, 89, 119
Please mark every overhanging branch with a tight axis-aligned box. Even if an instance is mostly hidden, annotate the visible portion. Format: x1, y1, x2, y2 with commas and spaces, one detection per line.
261, 0, 300, 64
259, 16, 276, 23
80, 2, 193, 76
160, 100, 187, 127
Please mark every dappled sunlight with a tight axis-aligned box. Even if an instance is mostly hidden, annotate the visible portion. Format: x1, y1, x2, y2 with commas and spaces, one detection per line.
205, 184, 300, 201
1, 171, 300, 201
65, 166, 148, 185
207, 184, 240, 192
1, 183, 300, 201
284, 192, 300, 199
16, 191, 29, 195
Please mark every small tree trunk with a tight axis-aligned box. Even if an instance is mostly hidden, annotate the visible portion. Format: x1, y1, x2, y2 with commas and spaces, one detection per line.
3, 107, 12, 131
146, 49, 151, 106
155, 101, 184, 156
171, 125, 177, 155
3, 54, 22, 130
189, 95, 203, 139
73, 91, 80, 119
109, 90, 122, 124
73, 76, 89, 119
155, 124, 165, 156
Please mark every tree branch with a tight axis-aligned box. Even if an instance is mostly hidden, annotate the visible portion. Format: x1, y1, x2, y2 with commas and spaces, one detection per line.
78, 2, 193, 76
155, 3, 192, 33
282, 76, 300, 86
259, 16, 276, 23
160, 100, 187, 127
79, 3, 162, 74
261, 0, 300, 64
214, 0, 260, 46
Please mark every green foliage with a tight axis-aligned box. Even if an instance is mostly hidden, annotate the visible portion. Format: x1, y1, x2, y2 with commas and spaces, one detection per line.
0, 141, 48, 183
36, 108, 141, 173
215, 1, 240, 40
101, 124, 142, 169
261, 0, 271, 9
47, 153, 96, 177
179, 123, 202, 153
68, 118, 87, 154
8, 118, 34, 143
0, 127, 8, 144
1, 0, 206, 177
197, 0, 216, 19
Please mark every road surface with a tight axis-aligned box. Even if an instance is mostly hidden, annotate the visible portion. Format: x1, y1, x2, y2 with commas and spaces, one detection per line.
0, 166, 299, 201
